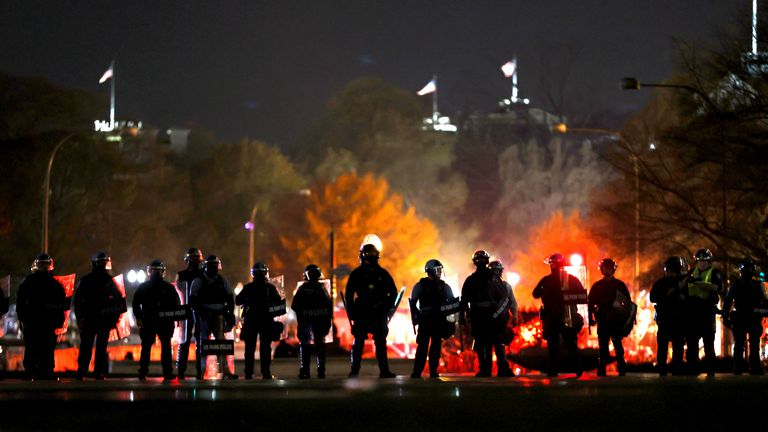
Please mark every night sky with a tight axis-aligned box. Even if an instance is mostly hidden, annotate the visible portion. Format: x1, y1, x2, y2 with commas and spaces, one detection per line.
0, 1, 752, 146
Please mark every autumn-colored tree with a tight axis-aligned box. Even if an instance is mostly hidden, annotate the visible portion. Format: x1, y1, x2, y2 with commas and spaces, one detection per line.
280, 173, 441, 293
510, 210, 635, 310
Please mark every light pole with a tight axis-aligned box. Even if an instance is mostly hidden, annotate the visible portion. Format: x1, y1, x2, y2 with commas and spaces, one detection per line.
244, 189, 311, 272
554, 123, 641, 288
42, 133, 77, 253
623, 77, 732, 356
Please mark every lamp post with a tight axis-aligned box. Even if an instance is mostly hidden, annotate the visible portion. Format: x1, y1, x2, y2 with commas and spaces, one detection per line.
42, 133, 77, 253
554, 124, 641, 288
244, 189, 311, 272
623, 77, 732, 356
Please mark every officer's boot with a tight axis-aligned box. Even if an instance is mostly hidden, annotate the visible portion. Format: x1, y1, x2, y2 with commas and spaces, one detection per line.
317, 343, 327, 379
349, 337, 364, 377
475, 345, 491, 377
376, 336, 396, 378
411, 342, 428, 378
299, 344, 311, 379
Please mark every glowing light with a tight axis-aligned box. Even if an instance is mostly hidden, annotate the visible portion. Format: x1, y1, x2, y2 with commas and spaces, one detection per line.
501, 61, 516, 78
136, 270, 147, 283
569, 254, 583, 267
244, 221, 255, 231
361, 233, 383, 252
507, 271, 521, 287
126, 270, 137, 284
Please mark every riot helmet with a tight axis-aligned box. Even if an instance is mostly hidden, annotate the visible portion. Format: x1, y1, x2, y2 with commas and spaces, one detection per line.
204, 255, 222, 277
184, 248, 203, 268
489, 258, 504, 278
147, 259, 166, 279
359, 243, 380, 264
545, 253, 567, 269
472, 250, 490, 268
663, 256, 685, 276
304, 264, 323, 282
738, 261, 757, 279
251, 262, 269, 280
32, 253, 54, 273
693, 248, 713, 262
91, 252, 112, 271
424, 259, 444, 279
598, 258, 617, 277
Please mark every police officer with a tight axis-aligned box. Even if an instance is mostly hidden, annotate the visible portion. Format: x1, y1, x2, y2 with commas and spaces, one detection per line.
346, 241, 398, 378
723, 261, 766, 375
133, 260, 181, 381
532, 253, 584, 377
16, 254, 68, 380
489, 259, 517, 377
175, 248, 203, 380
650, 257, 687, 376
236, 262, 282, 379
190, 255, 238, 380
683, 248, 724, 377
73, 252, 126, 380
409, 259, 454, 378
588, 258, 631, 376
461, 250, 501, 377
292, 264, 333, 379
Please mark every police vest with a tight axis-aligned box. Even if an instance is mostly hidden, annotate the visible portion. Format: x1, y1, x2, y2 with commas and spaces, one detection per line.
688, 267, 716, 300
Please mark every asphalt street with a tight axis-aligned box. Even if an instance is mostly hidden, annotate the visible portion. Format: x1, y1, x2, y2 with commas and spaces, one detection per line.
0, 359, 764, 432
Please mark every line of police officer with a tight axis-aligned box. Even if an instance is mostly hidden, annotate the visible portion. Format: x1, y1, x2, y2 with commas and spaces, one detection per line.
11, 244, 766, 380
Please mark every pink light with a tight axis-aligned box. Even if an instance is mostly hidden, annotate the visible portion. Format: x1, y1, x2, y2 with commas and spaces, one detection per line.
244, 221, 255, 231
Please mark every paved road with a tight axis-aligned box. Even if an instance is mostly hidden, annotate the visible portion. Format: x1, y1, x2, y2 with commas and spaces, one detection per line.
0, 363, 764, 432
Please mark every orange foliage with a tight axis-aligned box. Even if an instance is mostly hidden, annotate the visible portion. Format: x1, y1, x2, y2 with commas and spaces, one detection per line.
511, 211, 633, 309
281, 173, 440, 290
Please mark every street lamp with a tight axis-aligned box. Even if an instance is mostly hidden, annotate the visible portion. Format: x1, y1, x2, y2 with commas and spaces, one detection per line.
244, 189, 311, 271
623, 77, 732, 355
42, 133, 78, 253
554, 123, 641, 288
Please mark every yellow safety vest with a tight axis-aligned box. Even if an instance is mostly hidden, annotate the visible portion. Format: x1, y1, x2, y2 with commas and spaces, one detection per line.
688, 267, 716, 299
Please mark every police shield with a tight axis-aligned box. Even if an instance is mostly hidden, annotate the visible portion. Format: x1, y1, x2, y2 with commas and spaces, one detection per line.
173, 281, 190, 344
270, 275, 288, 340
53, 274, 76, 341
388, 287, 406, 323
108, 274, 131, 342
200, 339, 235, 355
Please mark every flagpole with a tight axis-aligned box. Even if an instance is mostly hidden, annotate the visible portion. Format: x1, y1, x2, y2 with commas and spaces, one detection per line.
432, 74, 438, 122
110, 60, 115, 129
754, 0, 759, 55
511, 57, 518, 103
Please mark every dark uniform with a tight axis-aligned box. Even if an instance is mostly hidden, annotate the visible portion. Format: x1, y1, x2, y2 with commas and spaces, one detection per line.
461, 266, 509, 377
190, 257, 237, 379
410, 274, 455, 378
724, 263, 766, 375
17, 262, 68, 380
533, 255, 584, 377
133, 263, 181, 381
588, 274, 631, 375
236, 275, 282, 379
73, 254, 125, 380
175, 261, 202, 380
346, 251, 398, 378
650, 257, 687, 376
489, 260, 517, 377
292, 267, 332, 379
683, 250, 724, 376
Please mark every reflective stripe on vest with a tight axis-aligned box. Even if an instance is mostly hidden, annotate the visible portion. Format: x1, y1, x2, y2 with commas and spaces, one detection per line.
688, 267, 714, 299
